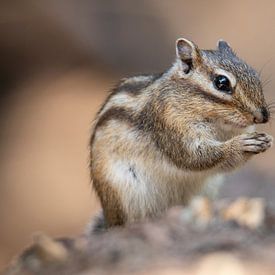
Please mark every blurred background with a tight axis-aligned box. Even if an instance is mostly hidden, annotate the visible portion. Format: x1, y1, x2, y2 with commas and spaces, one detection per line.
0, 0, 275, 269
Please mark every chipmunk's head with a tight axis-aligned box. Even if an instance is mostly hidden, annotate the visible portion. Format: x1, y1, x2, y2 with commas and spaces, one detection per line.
174, 38, 269, 128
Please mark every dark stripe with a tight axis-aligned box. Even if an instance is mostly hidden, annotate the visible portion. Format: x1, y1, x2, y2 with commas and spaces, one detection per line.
90, 107, 136, 148
117, 80, 151, 95
96, 107, 135, 129
110, 73, 160, 97
94, 72, 163, 124
116, 73, 163, 96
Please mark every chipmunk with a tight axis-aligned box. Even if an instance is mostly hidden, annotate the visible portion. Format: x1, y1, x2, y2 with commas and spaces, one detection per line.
89, 38, 273, 229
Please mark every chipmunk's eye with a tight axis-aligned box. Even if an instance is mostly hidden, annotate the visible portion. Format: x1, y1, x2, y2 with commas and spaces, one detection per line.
213, 75, 232, 93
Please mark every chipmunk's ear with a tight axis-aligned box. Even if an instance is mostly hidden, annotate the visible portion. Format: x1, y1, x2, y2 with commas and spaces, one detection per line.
176, 38, 201, 74
217, 39, 235, 55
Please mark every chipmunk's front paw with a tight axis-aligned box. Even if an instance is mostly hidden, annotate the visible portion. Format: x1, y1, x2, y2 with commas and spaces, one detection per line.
239, 132, 273, 154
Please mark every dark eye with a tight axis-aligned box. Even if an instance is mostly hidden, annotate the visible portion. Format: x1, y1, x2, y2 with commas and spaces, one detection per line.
213, 75, 232, 93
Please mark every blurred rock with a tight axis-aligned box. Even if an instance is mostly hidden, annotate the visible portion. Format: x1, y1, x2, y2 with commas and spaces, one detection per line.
4, 197, 275, 275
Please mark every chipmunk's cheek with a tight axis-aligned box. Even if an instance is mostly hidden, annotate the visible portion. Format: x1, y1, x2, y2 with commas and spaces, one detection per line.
238, 113, 255, 127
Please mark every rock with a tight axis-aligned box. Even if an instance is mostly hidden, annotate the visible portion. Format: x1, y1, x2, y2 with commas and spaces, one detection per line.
4, 198, 275, 275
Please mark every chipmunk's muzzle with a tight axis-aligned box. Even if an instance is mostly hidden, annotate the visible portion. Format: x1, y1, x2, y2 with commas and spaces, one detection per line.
253, 107, 270, 124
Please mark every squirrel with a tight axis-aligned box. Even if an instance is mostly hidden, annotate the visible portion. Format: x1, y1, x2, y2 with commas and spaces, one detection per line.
89, 38, 273, 229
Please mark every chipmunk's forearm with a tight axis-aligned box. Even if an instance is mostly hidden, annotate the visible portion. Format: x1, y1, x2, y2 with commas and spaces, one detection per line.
183, 137, 248, 172
178, 134, 261, 172
152, 126, 236, 171
179, 139, 225, 170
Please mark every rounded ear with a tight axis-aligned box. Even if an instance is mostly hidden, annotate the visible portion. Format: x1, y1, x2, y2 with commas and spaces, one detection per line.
176, 38, 201, 73
217, 39, 235, 55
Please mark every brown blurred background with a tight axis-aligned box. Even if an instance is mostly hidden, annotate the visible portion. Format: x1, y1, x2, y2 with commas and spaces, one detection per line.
0, 0, 275, 269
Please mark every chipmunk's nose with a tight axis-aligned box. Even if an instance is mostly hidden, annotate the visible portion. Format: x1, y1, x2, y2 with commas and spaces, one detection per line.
253, 107, 270, 124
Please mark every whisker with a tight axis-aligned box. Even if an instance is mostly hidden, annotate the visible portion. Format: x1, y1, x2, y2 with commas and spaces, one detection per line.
263, 76, 271, 82
262, 73, 272, 84
267, 102, 275, 107
258, 58, 273, 76
263, 80, 272, 87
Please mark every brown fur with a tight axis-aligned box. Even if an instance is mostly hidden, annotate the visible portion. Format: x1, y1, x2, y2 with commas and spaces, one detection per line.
93, 178, 126, 227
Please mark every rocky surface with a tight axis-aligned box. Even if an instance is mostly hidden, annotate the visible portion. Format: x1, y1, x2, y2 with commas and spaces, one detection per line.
4, 197, 275, 275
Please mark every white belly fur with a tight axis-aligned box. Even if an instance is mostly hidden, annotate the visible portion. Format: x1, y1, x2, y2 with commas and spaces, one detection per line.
106, 153, 219, 223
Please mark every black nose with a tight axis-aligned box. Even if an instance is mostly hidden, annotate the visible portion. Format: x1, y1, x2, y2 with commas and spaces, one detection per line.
261, 107, 269, 123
